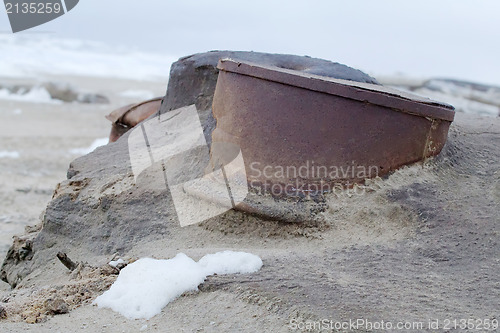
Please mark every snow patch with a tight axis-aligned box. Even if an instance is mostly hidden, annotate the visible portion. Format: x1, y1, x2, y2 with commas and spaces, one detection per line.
379, 76, 500, 117
69, 138, 109, 156
0, 151, 20, 159
94, 251, 263, 320
119, 90, 155, 100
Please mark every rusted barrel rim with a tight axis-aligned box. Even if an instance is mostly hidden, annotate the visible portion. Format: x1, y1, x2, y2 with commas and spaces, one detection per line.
217, 58, 455, 122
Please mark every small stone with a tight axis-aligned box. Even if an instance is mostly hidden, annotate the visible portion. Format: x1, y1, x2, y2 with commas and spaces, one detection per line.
44, 298, 69, 315
0, 305, 7, 319
99, 264, 120, 276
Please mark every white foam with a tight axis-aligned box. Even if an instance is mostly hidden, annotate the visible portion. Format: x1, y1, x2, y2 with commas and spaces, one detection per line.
197, 250, 264, 275
69, 137, 109, 156
94, 251, 263, 320
0, 87, 61, 104
0, 35, 174, 81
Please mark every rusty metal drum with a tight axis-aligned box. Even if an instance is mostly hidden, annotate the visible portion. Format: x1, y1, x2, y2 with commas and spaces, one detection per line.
210, 59, 455, 197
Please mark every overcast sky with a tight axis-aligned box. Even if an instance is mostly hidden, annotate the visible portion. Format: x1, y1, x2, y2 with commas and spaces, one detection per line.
1, 0, 499, 85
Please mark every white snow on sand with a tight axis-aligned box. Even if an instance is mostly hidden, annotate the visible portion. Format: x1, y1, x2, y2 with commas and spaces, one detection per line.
414, 90, 499, 117
0, 151, 20, 159
0, 87, 61, 104
378, 76, 500, 117
0, 35, 175, 81
69, 137, 109, 155
119, 89, 156, 100
94, 251, 263, 320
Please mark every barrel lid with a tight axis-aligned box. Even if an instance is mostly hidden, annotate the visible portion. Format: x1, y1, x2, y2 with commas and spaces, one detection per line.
217, 58, 455, 122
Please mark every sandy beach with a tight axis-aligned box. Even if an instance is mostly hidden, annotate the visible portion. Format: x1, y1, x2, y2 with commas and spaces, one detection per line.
0, 67, 498, 333
0, 75, 166, 262
2, 1, 500, 331
0, 36, 498, 333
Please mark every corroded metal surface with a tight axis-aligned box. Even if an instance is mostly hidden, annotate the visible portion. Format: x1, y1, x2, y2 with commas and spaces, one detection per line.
160, 51, 380, 149
211, 59, 455, 197
105, 97, 163, 143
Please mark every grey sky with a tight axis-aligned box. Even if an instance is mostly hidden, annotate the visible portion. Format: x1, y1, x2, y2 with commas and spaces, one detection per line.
1, 0, 499, 85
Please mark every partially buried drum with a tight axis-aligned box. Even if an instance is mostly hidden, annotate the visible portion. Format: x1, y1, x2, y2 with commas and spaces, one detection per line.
208, 58, 455, 198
